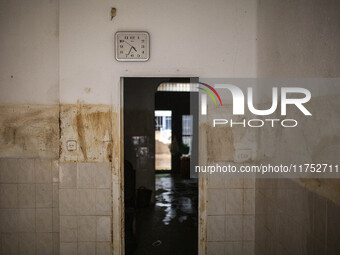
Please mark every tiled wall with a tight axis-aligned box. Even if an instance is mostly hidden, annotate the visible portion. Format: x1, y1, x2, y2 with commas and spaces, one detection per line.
59, 162, 112, 255
255, 179, 340, 254
0, 158, 59, 254
207, 178, 255, 255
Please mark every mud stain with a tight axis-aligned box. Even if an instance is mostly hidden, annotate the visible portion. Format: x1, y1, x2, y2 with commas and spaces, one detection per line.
60, 103, 112, 162
76, 103, 88, 160
0, 104, 59, 158
206, 125, 235, 162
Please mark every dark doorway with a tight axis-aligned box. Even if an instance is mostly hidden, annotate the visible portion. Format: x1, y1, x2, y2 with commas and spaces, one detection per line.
123, 77, 198, 255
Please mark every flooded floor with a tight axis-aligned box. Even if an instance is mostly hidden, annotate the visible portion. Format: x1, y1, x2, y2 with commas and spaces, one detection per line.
133, 173, 198, 255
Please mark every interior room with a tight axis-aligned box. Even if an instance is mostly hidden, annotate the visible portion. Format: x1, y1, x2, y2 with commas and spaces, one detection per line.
123, 78, 198, 255
0, 0, 339, 254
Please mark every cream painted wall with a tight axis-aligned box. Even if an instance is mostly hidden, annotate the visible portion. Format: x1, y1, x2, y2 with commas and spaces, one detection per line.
0, 0, 59, 104
0, 0, 257, 103
59, 0, 257, 104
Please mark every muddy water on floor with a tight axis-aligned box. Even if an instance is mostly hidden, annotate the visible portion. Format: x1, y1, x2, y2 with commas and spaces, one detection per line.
133, 173, 198, 255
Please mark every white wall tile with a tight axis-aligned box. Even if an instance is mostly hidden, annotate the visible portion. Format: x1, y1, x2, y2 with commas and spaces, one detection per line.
53, 208, 59, 233
53, 233, 60, 255
35, 159, 52, 184
77, 163, 95, 188
95, 189, 111, 216
0, 184, 18, 208
208, 189, 226, 215
208, 178, 225, 189
18, 184, 35, 208
96, 216, 111, 241
244, 189, 255, 215
226, 189, 243, 215
18, 209, 36, 233
244, 178, 255, 188
60, 216, 77, 242
225, 178, 243, 189
225, 216, 243, 241
60, 243, 77, 255
0, 159, 18, 183
36, 184, 52, 208
52, 183, 59, 208
225, 241, 243, 255
96, 242, 111, 255
243, 216, 255, 241
17, 159, 35, 184
94, 163, 111, 189
207, 242, 225, 255
60, 163, 77, 188
36, 233, 53, 255
78, 216, 96, 241
77, 189, 95, 215
78, 242, 95, 255
0, 209, 18, 232
243, 241, 255, 255
207, 216, 225, 241
19, 232, 36, 255
59, 189, 77, 215
2, 232, 19, 254
36, 208, 52, 233
52, 160, 59, 183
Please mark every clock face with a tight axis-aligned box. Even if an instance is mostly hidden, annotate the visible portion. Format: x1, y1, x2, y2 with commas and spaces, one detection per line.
115, 32, 149, 61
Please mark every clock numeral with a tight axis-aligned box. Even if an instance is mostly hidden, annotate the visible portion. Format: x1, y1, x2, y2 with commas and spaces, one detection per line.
124, 36, 128, 39
120, 51, 123, 54
120, 40, 124, 43
142, 51, 145, 54
137, 54, 140, 58
130, 36, 135, 39
141, 45, 145, 48
120, 45, 123, 48
141, 40, 145, 43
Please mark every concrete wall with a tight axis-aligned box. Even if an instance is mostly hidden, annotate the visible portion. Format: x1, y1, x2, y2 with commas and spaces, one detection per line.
255, 0, 340, 254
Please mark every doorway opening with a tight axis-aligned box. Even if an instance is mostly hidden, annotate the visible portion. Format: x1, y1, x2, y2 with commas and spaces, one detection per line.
123, 77, 198, 255
155, 110, 172, 171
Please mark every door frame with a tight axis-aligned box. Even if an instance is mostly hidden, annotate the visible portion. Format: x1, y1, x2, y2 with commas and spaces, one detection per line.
113, 77, 207, 255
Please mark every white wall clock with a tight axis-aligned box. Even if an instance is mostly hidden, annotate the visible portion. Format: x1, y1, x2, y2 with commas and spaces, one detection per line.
115, 31, 150, 61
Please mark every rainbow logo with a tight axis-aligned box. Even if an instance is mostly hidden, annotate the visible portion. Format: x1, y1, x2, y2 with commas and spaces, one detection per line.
197, 82, 223, 106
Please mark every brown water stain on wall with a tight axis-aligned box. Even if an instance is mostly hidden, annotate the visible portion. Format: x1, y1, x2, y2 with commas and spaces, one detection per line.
299, 178, 340, 207
60, 103, 112, 162
0, 104, 59, 158
206, 124, 235, 162
111, 110, 120, 176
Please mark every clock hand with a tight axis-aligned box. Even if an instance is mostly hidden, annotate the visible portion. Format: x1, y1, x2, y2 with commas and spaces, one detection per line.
124, 41, 133, 47
125, 41, 137, 52
126, 46, 133, 56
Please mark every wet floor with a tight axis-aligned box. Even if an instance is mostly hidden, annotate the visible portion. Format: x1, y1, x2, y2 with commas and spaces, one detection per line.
133, 173, 198, 255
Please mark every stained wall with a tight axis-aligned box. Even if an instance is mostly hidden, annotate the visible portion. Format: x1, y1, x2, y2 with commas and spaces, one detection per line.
255, 0, 340, 254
